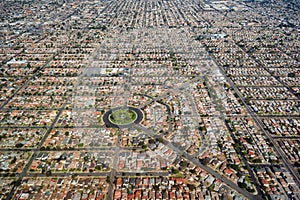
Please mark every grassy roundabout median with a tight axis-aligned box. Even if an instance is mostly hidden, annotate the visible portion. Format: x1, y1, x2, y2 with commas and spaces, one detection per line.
103, 106, 143, 128
109, 108, 137, 125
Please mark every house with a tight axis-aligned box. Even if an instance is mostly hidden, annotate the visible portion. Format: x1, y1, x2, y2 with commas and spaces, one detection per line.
116, 177, 122, 188
224, 168, 234, 176
114, 190, 121, 199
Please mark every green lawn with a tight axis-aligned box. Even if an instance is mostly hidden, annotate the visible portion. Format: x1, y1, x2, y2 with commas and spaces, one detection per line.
109, 109, 137, 125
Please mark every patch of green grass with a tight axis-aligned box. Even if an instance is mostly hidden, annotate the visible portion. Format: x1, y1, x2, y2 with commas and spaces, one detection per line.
109, 109, 137, 125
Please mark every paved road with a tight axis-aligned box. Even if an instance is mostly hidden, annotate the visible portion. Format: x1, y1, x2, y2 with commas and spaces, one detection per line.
3, 2, 115, 199
122, 67, 133, 106
273, 136, 300, 139
225, 121, 264, 197
5, 99, 68, 200
249, 163, 281, 168
209, 53, 300, 188
115, 171, 169, 177
136, 124, 261, 200
106, 129, 121, 200
25, 172, 111, 177
138, 76, 203, 109
156, 100, 172, 132
0, 144, 144, 152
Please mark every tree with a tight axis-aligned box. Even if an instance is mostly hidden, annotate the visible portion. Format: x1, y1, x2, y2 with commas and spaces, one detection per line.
208, 184, 215, 191
238, 182, 247, 189
15, 143, 24, 148
180, 160, 188, 168
288, 72, 295, 77
46, 170, 52, 176
106, 176, 110, 183
84, 156, 89, 162
157, 138, 163, 143
187, 184, 196, 190
78, 143, 84, 147
10, 156, 17, 164
148, 139, 155, 144
71, 173, 78, 179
